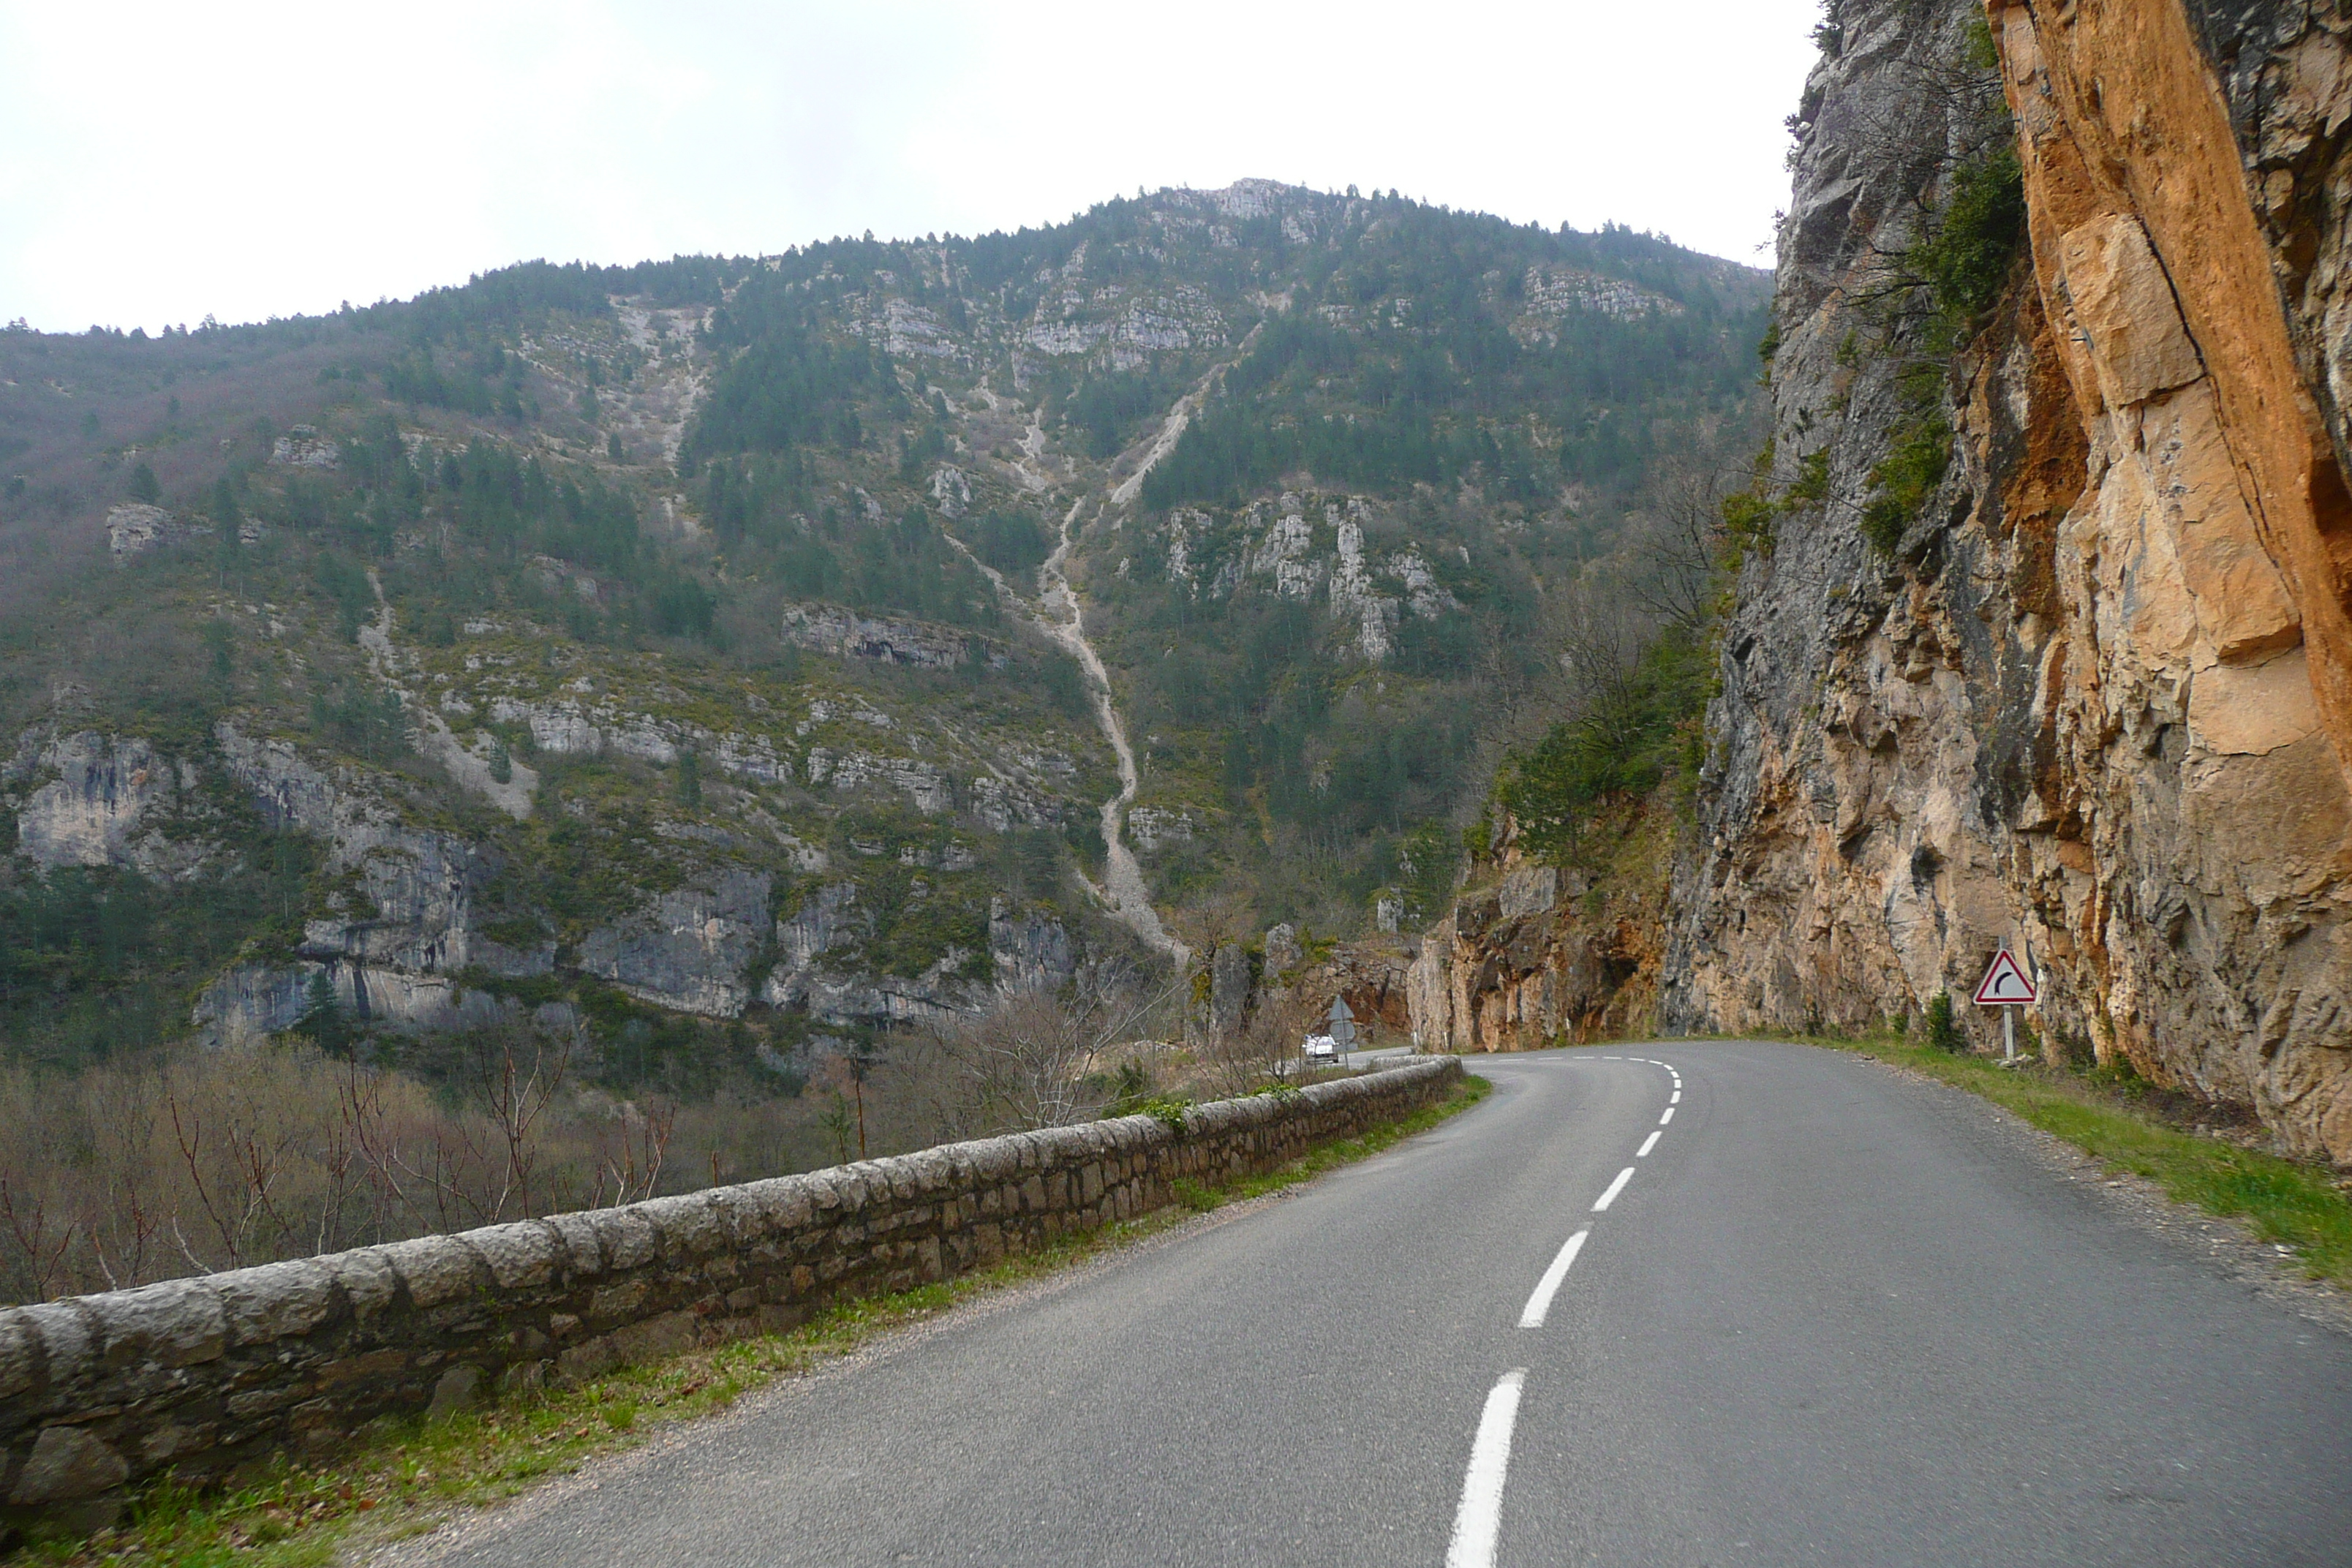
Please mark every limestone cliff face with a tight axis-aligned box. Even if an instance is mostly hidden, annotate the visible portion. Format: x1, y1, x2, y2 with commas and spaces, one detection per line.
761, 886, 1076, 1029
1654, 0, 2352, 1162
4, 716, 1088, 1047
11, 733, 209, 881
1407, 826, 1670, 1054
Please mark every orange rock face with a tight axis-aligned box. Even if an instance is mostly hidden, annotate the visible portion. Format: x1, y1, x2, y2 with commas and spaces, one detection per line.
2004, 0, 2352, 766
1985, 0, 2352, 1156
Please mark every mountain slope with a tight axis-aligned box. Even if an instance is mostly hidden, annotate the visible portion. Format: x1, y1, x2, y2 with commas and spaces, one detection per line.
0, 181, 1765, 1085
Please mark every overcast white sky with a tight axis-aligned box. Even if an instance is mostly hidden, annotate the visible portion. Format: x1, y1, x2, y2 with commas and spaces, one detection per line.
0, 0, 1822, 333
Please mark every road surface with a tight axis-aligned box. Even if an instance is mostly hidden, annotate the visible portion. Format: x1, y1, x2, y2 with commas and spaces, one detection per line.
385, 1043, 2352, 1567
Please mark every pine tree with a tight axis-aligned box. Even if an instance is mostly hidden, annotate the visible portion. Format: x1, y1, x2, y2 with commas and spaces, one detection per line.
296, 970, 350, 1055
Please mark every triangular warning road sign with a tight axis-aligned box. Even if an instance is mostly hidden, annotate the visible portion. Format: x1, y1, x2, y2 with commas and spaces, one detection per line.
1974, 949, 2038, 1006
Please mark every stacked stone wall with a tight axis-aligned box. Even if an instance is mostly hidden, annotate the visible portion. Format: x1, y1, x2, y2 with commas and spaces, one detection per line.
0, 1058, 1461, 1524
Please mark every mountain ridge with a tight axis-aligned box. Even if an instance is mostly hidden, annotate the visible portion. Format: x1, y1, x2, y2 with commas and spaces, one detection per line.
0, 179, 1765, 1100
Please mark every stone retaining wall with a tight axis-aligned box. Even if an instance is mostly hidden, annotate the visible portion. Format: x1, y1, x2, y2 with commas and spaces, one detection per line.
0, 1058, 1461, 1526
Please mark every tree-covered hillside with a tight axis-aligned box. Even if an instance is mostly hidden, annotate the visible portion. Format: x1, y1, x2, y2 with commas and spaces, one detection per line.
0, 178, 1764, 1110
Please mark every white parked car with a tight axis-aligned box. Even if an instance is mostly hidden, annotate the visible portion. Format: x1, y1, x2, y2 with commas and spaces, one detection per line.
1303, 1033, 1341, 1063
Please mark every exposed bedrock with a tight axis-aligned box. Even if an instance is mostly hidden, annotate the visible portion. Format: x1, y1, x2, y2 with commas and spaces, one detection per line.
1649, 0, 2352, 1162
1344, 0, 2352, 1163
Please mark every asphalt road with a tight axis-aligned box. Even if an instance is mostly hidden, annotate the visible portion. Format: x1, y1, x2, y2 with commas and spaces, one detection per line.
390, 1044, 2352, 1567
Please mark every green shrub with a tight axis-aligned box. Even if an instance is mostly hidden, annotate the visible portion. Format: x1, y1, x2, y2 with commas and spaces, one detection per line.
1781, 448, 1831, 511
1925, 991, 1966, 1052
1170, 1177, 1219, 1213
1099, 1060, 1155, 1116
1722, 489, 1775, 553
1861, 412, 1953, 554
1916, 146, 2026, 328
967, 508, 1052, 578
1495, 626, 1709, 865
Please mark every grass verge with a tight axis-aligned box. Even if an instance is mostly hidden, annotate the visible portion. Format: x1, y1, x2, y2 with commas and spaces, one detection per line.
13, 1072, 1490, 1568
1798, 1033, 2352, 1285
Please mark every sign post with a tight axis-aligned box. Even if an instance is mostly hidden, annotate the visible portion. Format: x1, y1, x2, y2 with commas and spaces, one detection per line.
1972, 948, 2038, 1062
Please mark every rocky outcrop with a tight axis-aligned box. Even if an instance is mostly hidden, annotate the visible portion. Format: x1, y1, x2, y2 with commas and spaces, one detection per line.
1186, 924, 1416, 1044
1150, 493, 1460, 664
188, 964, 318, 1048
0, 723, 550, 1044
195, 726, 772, 1039
1410, 864, 1661, 1052
192, 962, 508, 1049
576, 869, 773, 1018
1316, 938, 1414, 1035
219, 723, 494, 972
1510, 265, 1686, 334
804, 747, 957, 815
989, 900, 1077, 996
781, 603, 1006, 671
1208, 943, 1254, 1033
1126, 806, 1195, 852
761, 886, 1076, 1027
1651, 0, 2352, 1162
268, 426, 341, 469
0, 709, 1085, 1045
192, 725, 519, 1042
10, 733, 209, 879
1017, 273, 1229, 368
103, 505, 208, 560
486, 696, 729, 774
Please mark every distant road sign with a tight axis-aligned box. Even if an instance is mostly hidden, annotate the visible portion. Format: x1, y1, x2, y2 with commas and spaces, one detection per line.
1974, 949, 2038, 1006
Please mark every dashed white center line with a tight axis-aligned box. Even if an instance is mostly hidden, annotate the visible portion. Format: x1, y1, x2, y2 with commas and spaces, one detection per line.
1446, 1370, 1527, 1568
1516, 1229, 1589, 1327
1462, 1058, 1695, 1556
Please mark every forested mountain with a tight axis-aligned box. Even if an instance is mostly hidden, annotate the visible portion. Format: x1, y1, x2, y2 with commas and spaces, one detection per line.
0, 179, 1764, 1161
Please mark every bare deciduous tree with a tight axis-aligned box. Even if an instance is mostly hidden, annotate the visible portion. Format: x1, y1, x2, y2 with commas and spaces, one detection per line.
1196, 984, 1319, 1101
906, 964, 1158, 1139
1623, 463, 1731, 632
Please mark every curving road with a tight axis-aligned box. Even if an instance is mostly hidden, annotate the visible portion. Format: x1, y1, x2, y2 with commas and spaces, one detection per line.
382, 1044, 2352, 1568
